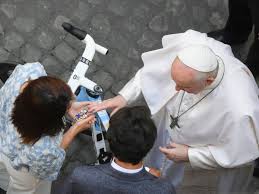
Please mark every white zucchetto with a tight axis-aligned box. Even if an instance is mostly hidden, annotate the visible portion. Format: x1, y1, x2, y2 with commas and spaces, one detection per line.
177, 45, 218, 72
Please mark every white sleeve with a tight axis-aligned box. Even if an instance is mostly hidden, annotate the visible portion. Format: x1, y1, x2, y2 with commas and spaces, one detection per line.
188, 147, 220, 170
118, 69, 142, 105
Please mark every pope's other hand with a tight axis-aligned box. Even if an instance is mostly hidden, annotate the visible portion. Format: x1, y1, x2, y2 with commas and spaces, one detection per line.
159, 142, 189, 162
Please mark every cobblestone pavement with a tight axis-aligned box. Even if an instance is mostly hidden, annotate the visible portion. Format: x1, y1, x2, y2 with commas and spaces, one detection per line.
0, 0, 258, 194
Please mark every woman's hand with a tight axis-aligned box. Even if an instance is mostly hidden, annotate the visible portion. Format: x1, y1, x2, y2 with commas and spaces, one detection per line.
60, 114, 95, 150
73, 114, 95, 133
87, 95, 127, 116
67, 101, 90, 119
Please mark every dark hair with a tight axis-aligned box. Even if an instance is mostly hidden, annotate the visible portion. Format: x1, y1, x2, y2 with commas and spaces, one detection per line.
107, 106, 157, 165
11, 76, 73, 144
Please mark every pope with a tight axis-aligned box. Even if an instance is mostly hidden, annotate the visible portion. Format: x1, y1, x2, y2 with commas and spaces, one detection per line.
87, 30, 259, 193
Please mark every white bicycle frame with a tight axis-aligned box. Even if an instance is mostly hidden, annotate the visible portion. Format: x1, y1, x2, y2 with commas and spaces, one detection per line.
68, 35, 108, 92
64, 23, 110, 164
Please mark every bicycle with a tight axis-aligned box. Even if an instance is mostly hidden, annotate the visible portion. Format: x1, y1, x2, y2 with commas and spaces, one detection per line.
62, 22, 111, 164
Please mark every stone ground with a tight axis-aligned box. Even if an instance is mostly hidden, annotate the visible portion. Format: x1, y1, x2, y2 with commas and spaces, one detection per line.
0, 0, 258, 193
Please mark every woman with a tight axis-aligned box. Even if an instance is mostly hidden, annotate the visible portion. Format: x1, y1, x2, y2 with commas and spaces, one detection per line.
0, 62, 95, 194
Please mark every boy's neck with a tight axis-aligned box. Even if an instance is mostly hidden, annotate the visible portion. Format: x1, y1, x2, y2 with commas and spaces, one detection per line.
114, 158, 143, 170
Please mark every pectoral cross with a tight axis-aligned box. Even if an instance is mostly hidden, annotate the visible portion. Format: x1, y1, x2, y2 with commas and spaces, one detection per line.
170, 115, 180, 129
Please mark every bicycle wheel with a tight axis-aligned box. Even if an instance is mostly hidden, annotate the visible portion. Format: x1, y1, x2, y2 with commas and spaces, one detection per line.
0, 62, 19, 84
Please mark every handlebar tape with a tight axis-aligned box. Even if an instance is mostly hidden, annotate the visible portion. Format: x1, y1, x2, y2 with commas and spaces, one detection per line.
62, 22, 87, 40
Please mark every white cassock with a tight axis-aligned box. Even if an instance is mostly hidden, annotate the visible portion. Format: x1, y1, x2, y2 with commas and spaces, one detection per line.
119, 30, 259, 192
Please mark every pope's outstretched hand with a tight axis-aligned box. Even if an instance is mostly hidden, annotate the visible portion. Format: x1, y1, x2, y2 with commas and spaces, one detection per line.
87, 95, 127, 115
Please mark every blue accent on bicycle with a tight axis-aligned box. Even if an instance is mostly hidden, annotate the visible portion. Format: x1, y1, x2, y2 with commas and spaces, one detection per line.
76, 86, 105, 132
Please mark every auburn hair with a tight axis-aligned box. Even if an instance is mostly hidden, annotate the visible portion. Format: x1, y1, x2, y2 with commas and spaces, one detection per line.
11, 76, 73, 144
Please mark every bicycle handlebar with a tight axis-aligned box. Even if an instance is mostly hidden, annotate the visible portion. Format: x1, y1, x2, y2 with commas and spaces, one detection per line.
62, 22, 108, 56
62, 22, 87, 40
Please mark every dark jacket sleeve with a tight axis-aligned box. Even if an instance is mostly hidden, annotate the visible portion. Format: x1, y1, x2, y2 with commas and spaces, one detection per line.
51, 174, 73, 194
